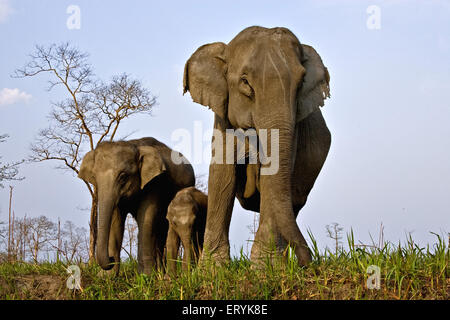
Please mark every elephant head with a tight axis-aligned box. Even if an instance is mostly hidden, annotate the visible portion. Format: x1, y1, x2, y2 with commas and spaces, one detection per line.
166, 187, 207, 267
183, 26, 330, 264
78, 141, 166, 270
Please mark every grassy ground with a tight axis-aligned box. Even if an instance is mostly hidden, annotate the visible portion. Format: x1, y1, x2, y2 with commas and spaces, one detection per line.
0, 233, 448, 300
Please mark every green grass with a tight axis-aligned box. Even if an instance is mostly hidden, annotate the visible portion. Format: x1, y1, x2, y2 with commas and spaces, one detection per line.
0, 233, 448, 300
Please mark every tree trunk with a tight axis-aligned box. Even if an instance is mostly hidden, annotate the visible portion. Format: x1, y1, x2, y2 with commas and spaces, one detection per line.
57, 218, 61, 263
8, 186, 13, 262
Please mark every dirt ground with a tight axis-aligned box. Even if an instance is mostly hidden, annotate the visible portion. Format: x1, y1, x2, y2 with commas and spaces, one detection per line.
1, 275, 69, 300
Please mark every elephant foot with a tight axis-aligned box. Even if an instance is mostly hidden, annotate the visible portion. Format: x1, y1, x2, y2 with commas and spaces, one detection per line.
138, 258, 162, 276
275, 237, 312, 267
139, 264, 155, 276
250, 235, 289, 269
294, 245, 312, 267
166, 262, 179, 276
97, 267, 119, 278
198, 246, 230, 268
163, 273, 173, 281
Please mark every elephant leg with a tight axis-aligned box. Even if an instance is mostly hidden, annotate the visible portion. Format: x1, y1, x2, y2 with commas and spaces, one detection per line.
166, 226, 180, 274
251, 209, 279, 267
200, 117, 237, 266
181, 237, 193, 271
272, 207, 303, 265
156, 208, 169, 272
276, 109, 331, 261
200, 162, 236, 265
136, 192, 165, 275
192, 230, 203, 264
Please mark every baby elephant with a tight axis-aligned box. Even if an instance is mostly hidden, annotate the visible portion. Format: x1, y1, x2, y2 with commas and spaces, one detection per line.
166, 187, 207, 273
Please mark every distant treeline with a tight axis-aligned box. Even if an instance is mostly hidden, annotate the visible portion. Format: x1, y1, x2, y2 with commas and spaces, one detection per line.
0, 214, 138, 264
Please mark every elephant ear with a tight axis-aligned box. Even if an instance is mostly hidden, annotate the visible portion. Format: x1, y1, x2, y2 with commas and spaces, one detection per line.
138, 146, 167, 190
183, 42, 228, 120
78, 150, 95, 185
296, 45, 331, 122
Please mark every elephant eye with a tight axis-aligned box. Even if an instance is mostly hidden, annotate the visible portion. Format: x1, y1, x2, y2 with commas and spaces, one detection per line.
118, 171, 129, 184
239, 76, 254, 99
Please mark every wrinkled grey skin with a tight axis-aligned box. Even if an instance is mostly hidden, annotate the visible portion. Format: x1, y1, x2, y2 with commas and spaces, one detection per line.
183, 26, 331, 266
165, 187, 207, 274
78, 137, 195, 275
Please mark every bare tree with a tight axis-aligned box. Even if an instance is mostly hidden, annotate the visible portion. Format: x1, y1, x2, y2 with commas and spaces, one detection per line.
122, 214, 138, 260
56, 218, 61, 262
14, 43, 157, 262
25, 215, 56, 263
58, 220, 89, 263
4, 214, 29, 262
326, 222, 344, 254
195, 174, 208, 194
0, 134, 24, 188
2, 214, 90, 263
246, 212, 259, 255
12, 215, 29, 261
7, 186, 13, 261
0, 221, 7, 260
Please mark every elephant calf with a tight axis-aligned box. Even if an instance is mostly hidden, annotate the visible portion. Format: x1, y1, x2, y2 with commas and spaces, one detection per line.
165, 187, 207, 273
78, 137, 195, 275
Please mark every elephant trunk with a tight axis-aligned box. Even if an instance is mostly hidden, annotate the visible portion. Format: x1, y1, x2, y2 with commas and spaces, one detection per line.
258, 119, 311, 265
254, 67, 312, 263
96, 189, 115, 270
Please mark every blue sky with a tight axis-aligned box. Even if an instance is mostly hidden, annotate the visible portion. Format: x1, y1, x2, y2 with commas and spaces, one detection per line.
0, 0, 449, 255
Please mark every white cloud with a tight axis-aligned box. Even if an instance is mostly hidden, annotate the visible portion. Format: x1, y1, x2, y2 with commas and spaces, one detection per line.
0, 0, 14, 23
0, 88, 32, 106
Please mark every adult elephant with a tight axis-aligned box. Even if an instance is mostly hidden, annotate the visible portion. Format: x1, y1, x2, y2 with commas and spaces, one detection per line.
183, 26, 331, 266
78, 137, 195, 275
